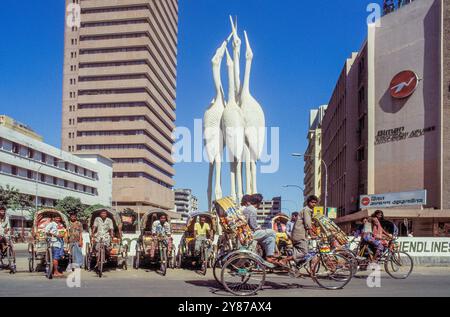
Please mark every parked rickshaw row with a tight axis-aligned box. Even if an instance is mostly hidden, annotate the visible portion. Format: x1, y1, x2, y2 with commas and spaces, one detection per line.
0, 200, 413, 296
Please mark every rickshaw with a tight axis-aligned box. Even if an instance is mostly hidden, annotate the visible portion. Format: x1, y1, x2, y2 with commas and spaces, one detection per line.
133, 210, 176, 276
28, 209, 69, 279
176, 211, 218, 275
0, 216, 16, 274
271, 213, 293, 256
339, 219, 413, 279
212, 197, 354, 296
85, 208, 128, 278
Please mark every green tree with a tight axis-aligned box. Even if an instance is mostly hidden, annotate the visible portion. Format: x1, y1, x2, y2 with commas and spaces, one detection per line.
55, 196, 84, 217
0, 185, 34, 211
80, 204, 106, 225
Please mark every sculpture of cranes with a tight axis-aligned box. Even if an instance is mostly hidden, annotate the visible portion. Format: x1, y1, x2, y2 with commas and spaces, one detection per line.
203, 16, 266, 208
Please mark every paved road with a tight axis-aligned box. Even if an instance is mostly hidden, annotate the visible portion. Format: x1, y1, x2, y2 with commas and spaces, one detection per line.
1, 248, 450, 297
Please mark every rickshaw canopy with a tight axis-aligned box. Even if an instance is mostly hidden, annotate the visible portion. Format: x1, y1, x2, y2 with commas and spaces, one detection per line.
33, 208, 69, 229
88, 208, 122, 237
185, 211, 218, 234
141, 210, 171, 232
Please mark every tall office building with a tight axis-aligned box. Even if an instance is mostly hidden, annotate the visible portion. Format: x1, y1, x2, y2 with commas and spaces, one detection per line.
319, 0, 450, 236
61, 0, 179, 211
304, 105, 327, 203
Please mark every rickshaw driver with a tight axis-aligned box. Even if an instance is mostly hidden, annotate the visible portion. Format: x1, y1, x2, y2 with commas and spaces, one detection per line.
150, 214, 173, 258
0, 204, 11, 253
44, 215, 67, 278
194, 216, 212, 258
92, 210, 114, 254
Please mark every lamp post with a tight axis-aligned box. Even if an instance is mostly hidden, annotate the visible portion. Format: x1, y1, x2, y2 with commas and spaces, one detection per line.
292, 153, 329, 215
34, 159, 65, 240
282, 185, 305, 192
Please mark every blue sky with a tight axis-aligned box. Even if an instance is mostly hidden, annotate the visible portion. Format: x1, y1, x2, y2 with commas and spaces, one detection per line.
0, 0, 382, 212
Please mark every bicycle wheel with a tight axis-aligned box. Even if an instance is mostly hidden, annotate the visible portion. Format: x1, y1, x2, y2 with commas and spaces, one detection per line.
85, 243, 91, 271
97, 244, 104, 278
220, 254, 266, 296
45, 248, 53, 280
385, 251, 413, 279
159, 245, 167, 276
200, 243, 207, 276
28, 243, 35, 273
8, 246, 16, 274
133, 244, 140, 270
310, 253, 353, 290
336, 249, 358, 276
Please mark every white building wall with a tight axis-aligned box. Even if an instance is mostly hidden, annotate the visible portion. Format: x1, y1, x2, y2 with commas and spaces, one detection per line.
0, 126, 113, 207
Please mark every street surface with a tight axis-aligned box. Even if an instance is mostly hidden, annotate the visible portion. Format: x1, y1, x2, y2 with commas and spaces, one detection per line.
1, 246, 449, 297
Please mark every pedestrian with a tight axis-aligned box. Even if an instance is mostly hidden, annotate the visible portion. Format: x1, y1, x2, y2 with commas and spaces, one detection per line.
286, 212, 298, 239
68, 211, 84, 269
44, 215, 67, 278
241, 194, 284, 266
291, 195, 317, 264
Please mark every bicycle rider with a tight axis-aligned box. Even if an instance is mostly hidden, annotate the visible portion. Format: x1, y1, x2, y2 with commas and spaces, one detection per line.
92, 210, 114, 255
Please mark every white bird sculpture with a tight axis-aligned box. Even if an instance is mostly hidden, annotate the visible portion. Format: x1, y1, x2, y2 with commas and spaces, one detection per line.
240, 31, 266, 195
204, 40, 227, 210
221, 47, 245, 204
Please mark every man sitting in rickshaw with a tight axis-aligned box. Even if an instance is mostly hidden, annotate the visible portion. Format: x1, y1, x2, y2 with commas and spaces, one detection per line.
194, 216, 212, 259
44, 215, 67, 278
92, 210, 114, 254
0, 204, 11, 253
149, 214, 173, 258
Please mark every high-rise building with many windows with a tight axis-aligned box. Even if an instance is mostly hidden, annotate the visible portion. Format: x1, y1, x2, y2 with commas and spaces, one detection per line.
61, 0, 179, 211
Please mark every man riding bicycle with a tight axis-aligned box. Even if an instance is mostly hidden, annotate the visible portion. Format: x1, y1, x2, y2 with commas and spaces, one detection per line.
149, 214, 173, 258
194, 215, 211, 256
92, 210, 114, 254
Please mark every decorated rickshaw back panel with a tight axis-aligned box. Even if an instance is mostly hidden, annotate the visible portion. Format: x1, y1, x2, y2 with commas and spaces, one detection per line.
214, 197, 253, 247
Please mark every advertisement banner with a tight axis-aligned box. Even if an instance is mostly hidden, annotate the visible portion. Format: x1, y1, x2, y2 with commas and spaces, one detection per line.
313, 207, 324, 217
360, 190, 427, 209
327, 208, 337, 219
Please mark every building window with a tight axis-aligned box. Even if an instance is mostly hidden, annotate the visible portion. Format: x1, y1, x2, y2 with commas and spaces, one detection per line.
53, 177, 58, 185
40, 173, 45, 182
27, 170, 33, 179
11, 166, 17, 176
64, 180, 68, 188
41, 153, 46, 163
12, 143, 19, 154
28, 148, 34, 159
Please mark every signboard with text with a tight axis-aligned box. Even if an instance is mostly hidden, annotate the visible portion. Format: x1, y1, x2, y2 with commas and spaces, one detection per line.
360, 190, 427, 209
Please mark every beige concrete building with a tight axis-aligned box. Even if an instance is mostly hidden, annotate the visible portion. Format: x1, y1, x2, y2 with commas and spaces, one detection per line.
320, 0, 450, 236
61, 0, 179, 211
304, 105, 327, 203
257, 197, 281, 229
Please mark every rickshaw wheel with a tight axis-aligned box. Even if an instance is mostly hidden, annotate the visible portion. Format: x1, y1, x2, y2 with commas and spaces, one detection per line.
8, 246, 16, 274
28, 243, 35, 273
122, 244, 128, 270
220, 254, 266, 296
133, 245, 140, 270
97, 244, 105, 278
176, 250, 182, 269
84, 243, 91, 271
45, 247, 53, 280
159, 245, 168, 276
